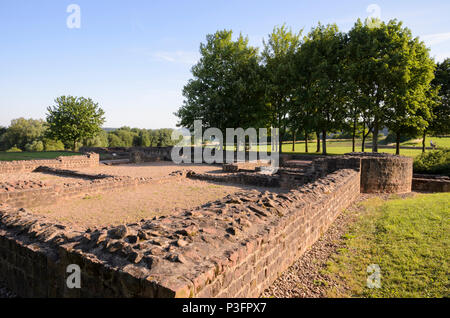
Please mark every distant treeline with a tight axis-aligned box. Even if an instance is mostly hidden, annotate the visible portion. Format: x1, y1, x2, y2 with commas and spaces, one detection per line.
0, 118, 177, 152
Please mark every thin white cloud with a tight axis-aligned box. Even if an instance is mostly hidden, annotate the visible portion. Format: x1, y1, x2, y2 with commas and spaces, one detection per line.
421, 32, 450, 46
152, 51, 200, 65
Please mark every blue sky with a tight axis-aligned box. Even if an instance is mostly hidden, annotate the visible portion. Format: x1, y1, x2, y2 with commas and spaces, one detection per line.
1, 0, 449, 129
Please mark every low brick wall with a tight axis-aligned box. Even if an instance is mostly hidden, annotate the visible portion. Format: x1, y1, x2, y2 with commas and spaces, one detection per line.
222, 162, 268, 173
195, 169, 360, 297
360, 156, 412, 193
310, 153, 413, 194
187, 170, 281, 188
0, 176, 153, 208
0, 223, 163, 297
82, 146, 280, 164
0, 168, 360, 298
412, 175, 450, 192
33, 166, 113, 180
0, 153, 99, 174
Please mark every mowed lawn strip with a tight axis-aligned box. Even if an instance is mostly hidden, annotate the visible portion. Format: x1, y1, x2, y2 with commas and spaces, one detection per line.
324, 193, 449, 298
0, 151, 79, 161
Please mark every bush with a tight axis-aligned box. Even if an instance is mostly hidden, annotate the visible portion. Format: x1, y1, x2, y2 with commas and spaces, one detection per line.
25, 140, 44, 152
6, 146, 22, 152
413, 148, 450, 176
43, 138, 65, 151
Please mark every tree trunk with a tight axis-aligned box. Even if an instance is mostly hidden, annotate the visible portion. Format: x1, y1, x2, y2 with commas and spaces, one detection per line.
73, 140, 77, 152
305, 129, 309, 153
278, 114, 282, 154
322, 129, 327, 155
316, 131, 321, 153
422, 131, 426, 153
362, 134, 366, 152
361, 122, 366, 152
396, 133, 400, 155
372, 116, 379, 153
292, 129, 296, 152
352, 116, 357, 153
282, 123, 287, 154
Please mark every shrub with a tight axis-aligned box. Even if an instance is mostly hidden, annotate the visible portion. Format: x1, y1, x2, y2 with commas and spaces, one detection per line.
25, 140, 44, 152
6, 146, 22, 152
43, 138, 65, 151
413, 148, 450, 176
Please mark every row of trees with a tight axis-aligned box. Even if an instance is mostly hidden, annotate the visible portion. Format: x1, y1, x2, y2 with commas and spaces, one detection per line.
0, 96, 178, 151
176, 19, 450, 154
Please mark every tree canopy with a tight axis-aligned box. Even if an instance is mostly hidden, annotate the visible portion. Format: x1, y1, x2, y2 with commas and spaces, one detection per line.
175, 19, 441, 155
175, 30, 265, 135
46, 96, 106, 151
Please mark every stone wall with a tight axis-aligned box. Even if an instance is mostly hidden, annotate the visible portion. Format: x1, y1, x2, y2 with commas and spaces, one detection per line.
0, 168, 361, 298
0, 218, 162, 297
222, 161, 270, 173
308, 153, 413, 194
82, 146, 281, 164
187, 170, 281, 188
0, 153, 99, 174
0, 175, 153, 208
360, 156, 413, 193
412, 174, 450, 192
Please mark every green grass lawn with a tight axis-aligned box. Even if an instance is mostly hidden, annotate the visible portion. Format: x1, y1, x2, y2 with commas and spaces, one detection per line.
0, 151, 80, 161
248, 139, 424, 157
278, 141, 423, 157
325, 193, 449, 298
401, 136, 450, 148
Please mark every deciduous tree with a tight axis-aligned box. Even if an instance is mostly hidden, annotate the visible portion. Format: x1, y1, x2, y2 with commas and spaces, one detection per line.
46, 96, 105, 151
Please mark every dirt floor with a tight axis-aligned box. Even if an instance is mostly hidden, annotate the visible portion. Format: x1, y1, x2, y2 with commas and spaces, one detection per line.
0, 162, 221, 185
75, 162, 222, 179
31, 178, 274, 229
0, 171, 83, 185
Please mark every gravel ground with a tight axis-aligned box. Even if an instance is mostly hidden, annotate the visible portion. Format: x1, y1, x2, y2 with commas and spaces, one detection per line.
261, 199, 362, 298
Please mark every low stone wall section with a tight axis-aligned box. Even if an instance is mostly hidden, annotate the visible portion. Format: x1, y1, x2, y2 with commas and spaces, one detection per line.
0, 175, 153, 208
187, 171, 281, 188
0, 168, 360, 297
360, 156, 413, 193
412, 174, 450, 192
33, 166, 114, 180
0, 153, 99, 174
309, 153, 413, 194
